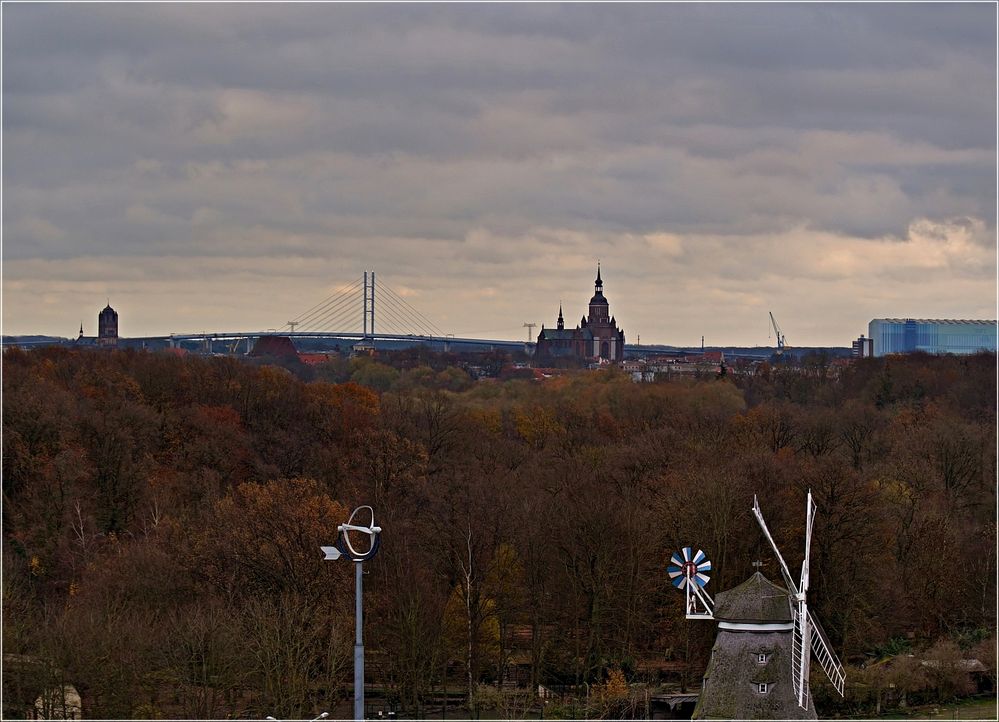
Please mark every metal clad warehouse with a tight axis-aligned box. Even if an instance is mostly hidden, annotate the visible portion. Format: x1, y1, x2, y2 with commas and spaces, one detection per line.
868, 318, 997, 357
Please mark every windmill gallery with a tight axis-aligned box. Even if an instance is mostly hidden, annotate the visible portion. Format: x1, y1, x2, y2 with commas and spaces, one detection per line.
667, 491, 846, 720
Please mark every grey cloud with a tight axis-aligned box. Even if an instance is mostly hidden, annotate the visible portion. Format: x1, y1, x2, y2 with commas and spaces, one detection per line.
3, 3, 995, 342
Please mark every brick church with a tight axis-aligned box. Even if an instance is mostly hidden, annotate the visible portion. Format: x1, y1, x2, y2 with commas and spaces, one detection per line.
536, 265, 625, 362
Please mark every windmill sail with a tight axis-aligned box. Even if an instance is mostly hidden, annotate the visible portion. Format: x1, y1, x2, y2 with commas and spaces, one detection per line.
808, 609, 846, 695
751, 495, 800, 595
793, 492, 817, 709
753, 492, 846, 709
791, 606, 807, 708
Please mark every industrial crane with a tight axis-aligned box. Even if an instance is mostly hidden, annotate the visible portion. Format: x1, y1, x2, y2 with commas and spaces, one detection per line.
769, 312, 787, 355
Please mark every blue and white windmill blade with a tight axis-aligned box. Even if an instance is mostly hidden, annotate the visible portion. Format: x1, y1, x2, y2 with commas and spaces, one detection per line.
751, 494, 800, 597
667, 567, 686, 588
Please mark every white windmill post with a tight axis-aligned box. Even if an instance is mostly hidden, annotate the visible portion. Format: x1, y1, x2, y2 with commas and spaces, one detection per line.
321, 506, 382, 721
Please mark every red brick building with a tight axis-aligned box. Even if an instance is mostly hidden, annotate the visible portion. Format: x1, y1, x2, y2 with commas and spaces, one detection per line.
536, 266, 625, 362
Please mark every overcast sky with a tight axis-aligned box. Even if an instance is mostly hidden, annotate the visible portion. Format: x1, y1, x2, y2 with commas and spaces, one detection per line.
4, 3, 996, 346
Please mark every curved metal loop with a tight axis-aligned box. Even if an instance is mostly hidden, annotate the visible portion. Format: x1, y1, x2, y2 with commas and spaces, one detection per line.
336, 505, 383, 562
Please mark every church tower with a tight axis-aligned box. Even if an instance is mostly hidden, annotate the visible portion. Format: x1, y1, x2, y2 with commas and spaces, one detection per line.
98, 303, 119, 347
588, 264, 609, 324
535, 265, 625, 362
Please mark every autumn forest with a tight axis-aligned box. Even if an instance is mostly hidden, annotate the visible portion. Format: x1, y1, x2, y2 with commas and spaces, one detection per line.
2, 347, 996, 719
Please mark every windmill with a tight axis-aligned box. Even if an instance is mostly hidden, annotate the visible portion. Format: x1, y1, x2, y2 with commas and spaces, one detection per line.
752, 490, 846, 710
667, 547, 714, 619
671, 492, 847, 720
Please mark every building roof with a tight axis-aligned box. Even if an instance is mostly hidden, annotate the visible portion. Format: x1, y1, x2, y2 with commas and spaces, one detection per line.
539, 328, 576, 341
871, 318, 996, 325
250, 335, 299, 358
539, 327, 593, 341
712, 572, 793, 623
299, 353, 335, 366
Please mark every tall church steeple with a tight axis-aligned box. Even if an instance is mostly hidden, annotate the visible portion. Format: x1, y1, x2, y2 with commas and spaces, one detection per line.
535, 263, 625, 362
588, 263, 609, 324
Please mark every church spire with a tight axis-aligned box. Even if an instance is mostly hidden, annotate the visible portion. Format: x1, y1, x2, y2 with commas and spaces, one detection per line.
557, 304, 564, 330
595, 262, 602, 290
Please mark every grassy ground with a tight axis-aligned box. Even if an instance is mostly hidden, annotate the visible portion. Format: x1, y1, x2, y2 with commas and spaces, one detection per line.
858, 696, 998, 720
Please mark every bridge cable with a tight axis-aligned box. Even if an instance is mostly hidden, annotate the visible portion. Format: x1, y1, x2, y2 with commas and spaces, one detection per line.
289, 278, 364, 328
298, 287, 365, 331
293, 280, 364, 329
302, 301, 363, 333
375, 291, 438, 337
376, 282, 444, 337
374, 291, 428, 334
366, 293, 413, 334
373, 301, 417, 336
377, 280, 447, 337
383, 281, 446, 336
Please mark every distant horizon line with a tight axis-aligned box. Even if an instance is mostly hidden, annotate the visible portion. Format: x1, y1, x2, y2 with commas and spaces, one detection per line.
0, 329, 860, 351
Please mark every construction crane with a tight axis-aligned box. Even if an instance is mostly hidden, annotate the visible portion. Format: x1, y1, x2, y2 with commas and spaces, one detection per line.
523, 322, 537, 342
769, 312, 787, 355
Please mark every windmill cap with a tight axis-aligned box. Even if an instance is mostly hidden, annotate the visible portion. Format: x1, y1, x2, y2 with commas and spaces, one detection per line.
713, 572, 793, 623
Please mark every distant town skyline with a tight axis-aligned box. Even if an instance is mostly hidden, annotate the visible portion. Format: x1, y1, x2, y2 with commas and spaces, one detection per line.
4, 4, 996, 346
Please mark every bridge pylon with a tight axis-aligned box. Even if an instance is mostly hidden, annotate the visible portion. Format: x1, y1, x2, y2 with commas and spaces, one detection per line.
363, 271, 375, 339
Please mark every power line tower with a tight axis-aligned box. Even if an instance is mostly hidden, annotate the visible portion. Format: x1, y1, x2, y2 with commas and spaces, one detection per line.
523, 322, 537, 342
287, 321, 299, 332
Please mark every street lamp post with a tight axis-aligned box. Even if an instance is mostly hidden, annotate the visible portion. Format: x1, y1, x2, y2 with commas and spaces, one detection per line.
322, 506, 382, 721
354, 560, 363, 721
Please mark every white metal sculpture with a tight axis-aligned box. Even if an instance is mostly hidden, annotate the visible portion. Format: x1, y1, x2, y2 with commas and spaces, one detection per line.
752, 491, 846, 709
321, 506, 382, 721
321, 505, 382, 561
667, 547, 715, 619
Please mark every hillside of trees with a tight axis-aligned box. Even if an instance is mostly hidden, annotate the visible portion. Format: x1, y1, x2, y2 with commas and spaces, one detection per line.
3, 346, 995, 718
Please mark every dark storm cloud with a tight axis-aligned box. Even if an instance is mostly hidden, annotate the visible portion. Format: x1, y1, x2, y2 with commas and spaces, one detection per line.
3, 3, 995, 342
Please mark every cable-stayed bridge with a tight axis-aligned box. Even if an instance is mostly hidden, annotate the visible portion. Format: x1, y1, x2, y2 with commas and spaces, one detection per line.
150, 272, 534, 354
285, 272, 444, 338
